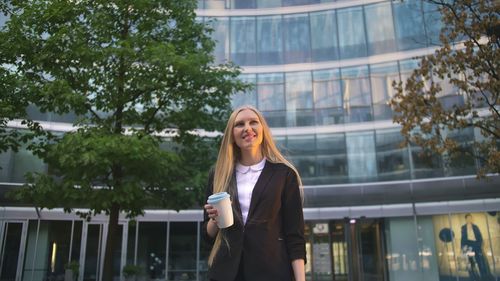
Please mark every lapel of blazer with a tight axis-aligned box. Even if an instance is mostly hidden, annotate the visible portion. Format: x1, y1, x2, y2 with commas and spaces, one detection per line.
245, 161, 275, 226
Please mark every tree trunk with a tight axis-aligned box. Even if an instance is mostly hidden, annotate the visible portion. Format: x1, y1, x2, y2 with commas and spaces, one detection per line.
102, 203, 120, 281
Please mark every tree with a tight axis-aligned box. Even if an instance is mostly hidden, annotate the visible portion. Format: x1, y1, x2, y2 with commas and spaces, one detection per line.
391, 0, 499, 176
0, 65, 47, 164
0, 0, 246, 280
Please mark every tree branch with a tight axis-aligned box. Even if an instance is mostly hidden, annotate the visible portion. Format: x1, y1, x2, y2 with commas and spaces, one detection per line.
477, 87, 500, 118
143, 98, 167, 133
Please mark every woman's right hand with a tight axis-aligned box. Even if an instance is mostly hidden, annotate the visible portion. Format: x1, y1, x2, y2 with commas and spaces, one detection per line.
204, 204, 219, 222
205, 204, 220, 237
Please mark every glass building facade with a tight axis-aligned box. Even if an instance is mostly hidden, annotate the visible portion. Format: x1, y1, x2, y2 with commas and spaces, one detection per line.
1, 1, 499, 281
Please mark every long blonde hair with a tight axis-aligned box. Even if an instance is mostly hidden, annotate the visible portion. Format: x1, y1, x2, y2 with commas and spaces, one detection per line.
208, 105, 303, 266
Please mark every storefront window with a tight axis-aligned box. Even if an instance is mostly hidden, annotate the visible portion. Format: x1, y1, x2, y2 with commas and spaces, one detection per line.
168, 222, 197, 281
425, 212, 500, 281
137, 222, 167, 280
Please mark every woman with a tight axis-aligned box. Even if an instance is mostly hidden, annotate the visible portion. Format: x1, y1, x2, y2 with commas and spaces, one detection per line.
203, 105, 306, 281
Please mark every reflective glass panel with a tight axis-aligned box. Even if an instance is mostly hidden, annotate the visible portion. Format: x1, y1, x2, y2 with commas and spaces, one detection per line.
230, 17, 256, 66
315, 133, 348, 184
422, 212, 500, 281
1, 222, 23, 281
393, 0, 427, 50
310, 10, 339, 61
287, 135, 315, 180
399, 58, 424, 96
24, 221, 73, 280
0, 150, 12, 182
346, 131, 377, 182
388, 216, 441, 281
283, 13, 311, 64
410, 141, 444, 179
231, 74, 257, 108
257, 16, 283, 65
286, 71, 313, 127
337, 6, 367, 59
375, 129, 410, 181
313, 68, 342, 109
205, 0, 227, 9
230, 0, 255, 8
207, 17, 229, 64
283, 0, 318, 6
257, 73, 285, 111
168, 222, 197, 281
370, 61, 399, 121
364, 2, 396, 55
445, 128, 476, 176
341, 66, 372, 123
137, 222, 167, 280
11, 145, 46, 183
423, 2, 443, 46
256, 0, 281, 8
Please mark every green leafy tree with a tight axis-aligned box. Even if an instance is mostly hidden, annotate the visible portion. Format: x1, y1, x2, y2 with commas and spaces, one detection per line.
391, 0, 499, 176
0, 65, 47, 162
0, 0, 245, 280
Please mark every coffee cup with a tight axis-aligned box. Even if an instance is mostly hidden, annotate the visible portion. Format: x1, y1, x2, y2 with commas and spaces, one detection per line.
207, 192, 233, 228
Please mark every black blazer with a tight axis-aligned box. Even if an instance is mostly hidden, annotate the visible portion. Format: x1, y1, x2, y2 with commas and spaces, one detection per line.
203, 161, 306, 281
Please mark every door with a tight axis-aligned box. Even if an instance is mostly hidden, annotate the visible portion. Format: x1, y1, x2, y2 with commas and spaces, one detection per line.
80, 223, 106, 281
79, 222, 124, 281
308, 219, 386, 281
0, 221, 28, 281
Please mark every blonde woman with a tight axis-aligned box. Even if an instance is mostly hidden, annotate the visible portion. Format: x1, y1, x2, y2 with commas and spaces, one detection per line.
203, 106, 306, 281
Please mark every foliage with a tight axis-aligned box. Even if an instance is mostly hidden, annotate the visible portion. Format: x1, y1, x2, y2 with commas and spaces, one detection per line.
0, 0, 246, 280
122, 264, 142, 278
64, 260, 79, 278
391, 0, 499, 176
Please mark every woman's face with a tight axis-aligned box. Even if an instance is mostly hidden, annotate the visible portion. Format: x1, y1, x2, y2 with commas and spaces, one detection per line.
232, 109, 264, 152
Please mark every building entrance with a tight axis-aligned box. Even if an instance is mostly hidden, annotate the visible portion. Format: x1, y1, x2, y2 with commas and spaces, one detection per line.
307, 219, 386, 281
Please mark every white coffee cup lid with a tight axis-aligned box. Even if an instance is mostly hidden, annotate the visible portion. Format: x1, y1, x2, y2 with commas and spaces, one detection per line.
207, 192, 230, 204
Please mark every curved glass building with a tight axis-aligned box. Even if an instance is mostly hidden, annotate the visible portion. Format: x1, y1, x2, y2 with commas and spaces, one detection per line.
1, 1, 499, 281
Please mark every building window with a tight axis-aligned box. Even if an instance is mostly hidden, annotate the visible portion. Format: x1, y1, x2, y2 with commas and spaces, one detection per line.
370, 61, 399, 121
346, 131, 377, 182
364, 2, 397, 55
392, 0, 427, 50
337, 6, 367, 59
310, 10, 339, 62
285, 71, 314, 127
341, 65, 373, 123
230, 17, 256, 66
283, 13, 311, 64
257, 15, 283, 65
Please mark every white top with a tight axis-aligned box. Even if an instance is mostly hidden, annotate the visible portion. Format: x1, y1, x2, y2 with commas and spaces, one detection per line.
467, 224, 477, 241
235, 158, 266, 224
